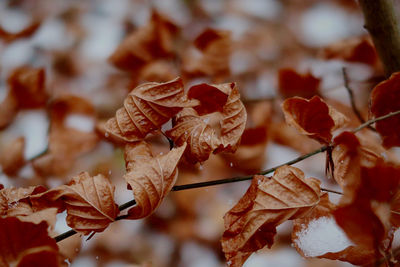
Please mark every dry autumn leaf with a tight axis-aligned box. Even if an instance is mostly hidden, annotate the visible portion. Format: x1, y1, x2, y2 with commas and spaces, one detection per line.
221, 165, 320, 267
167, 82, 246, 163
104, 77, 196, 143
0, 185, 46, 218
7, 66, 47, 109
31, 172, 119, 235
334, 162, 400, 253
0, 137, 25, 176
282, 96, 348, 144
292, 194, 376, 266
322, 36, 378, 66
32, 94, 99, 176
109, 11, 178, 71
332, 131, 383, 198
0, 217, 60, 267
182, 28, 231, 80
123, 141, 186, 219
166, 108, 221, 163
0, 66, 47, 130
187, 82, 230, 115
370, 72, 400, 148
278, 68, 321, 99
221, 127, 268, 174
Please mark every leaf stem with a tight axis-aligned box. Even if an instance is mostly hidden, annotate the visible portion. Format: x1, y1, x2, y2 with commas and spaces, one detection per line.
342, 67, 369, 126
352, 110, 400, 133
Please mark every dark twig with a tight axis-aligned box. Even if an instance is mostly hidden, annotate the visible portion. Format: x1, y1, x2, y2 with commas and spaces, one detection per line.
342, 68, 368, 124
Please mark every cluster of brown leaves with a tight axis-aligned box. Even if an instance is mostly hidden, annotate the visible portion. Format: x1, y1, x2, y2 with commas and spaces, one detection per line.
220, 72, 400, 266
2, 2, 400, 266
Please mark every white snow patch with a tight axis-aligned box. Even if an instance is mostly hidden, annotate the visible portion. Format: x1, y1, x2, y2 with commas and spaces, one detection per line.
232, 0, 282, 20
299, 4, 362, 47
65, 114, 95, 132
244, 247, 302, 267
6, 110, 49, 160
294, 216, 353, 257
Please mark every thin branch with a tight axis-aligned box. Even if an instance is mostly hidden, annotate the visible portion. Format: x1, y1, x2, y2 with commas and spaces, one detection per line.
342, 68, 368, 125
54, 145, 330, 242
352, 110, 400, 133
54, 109, 400, 243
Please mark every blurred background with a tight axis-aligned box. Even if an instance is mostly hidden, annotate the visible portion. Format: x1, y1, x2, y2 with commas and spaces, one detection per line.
0, 0, 397, 266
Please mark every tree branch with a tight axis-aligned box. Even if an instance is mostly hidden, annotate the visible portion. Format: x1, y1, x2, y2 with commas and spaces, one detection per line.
359, 0, 400, 77
54, 109, 400, 243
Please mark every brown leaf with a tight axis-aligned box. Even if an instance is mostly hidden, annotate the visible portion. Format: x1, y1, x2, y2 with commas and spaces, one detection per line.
0, 66, 46, 129
292, 194, 376, 266
7, 66, 47, 109
270, 121, 320, 153
221, 127, 268, 174
0, 137, 25, 176
219, 83, 247, 152
31, 172, 119, 235
332, 132, 383, 198
182, 28, 231, 80
322, 36, 378, 66
104, 77, 196, 143
221, 165, 320, 266
33, 95, 98, 176
123, 141, 186, 219
0, 20, 42, 43
334, 162, 400, 252
139, 60, 178, 83
282, 96, 348, 144
167, 82, 246, 163
187, 83, 230, 115
166, 108, 221, 163
370, 72, 400, 148
0, 217, 60, 267
278, 68, 321, 99
0, 93, 18, 130
0, 185, 46, 218
109, 11, 178, 71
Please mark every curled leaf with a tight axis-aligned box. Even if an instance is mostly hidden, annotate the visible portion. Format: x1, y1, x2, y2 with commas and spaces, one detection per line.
370, 72, 400, 148
0, 217, 59, 267
332, 131, 383, 198
278, 68, 320, 99
187, 83, 230, 115
282, 96, 348, 144
123, 141, 186, 219
221, 165, 320, 267
104, 77, 195, 143
0, 186, 46, 217
219, 83, 247, 152
167, 82, 246, 163
31, 172, 119, 235
166, 108, 221, 163
0, 137, 25, 176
